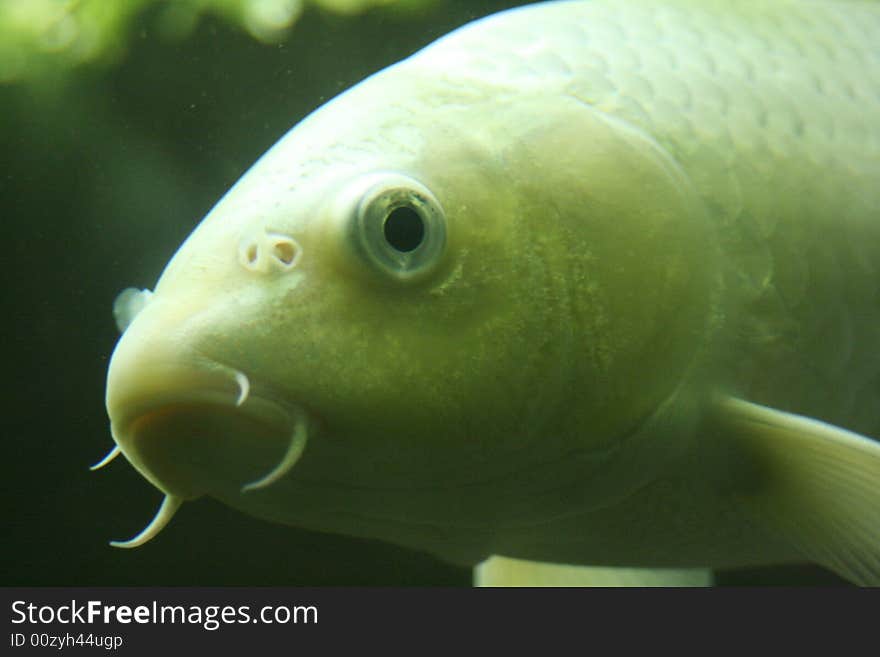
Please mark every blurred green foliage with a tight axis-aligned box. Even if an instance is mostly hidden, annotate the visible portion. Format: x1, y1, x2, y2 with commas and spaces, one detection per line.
0, 0, 434, 84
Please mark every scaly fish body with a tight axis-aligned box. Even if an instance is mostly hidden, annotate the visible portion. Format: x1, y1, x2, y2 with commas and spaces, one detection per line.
104, 0, 880, 585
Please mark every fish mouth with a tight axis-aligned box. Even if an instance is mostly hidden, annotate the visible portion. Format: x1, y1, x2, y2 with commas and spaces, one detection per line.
102, 356, 310, 548
111, 385, 306, 500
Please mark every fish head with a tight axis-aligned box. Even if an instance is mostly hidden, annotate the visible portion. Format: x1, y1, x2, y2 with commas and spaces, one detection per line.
105, 60, 715, 560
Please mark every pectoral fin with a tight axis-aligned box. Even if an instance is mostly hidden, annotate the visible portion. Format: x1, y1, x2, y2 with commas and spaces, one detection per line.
112, 287, 153, 333
714, 396, 880, 586
474, 556, 711, 587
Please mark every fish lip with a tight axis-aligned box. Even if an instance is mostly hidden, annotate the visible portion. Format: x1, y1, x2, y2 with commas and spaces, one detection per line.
110, 387, 296, 443
108, 375, 306, 500
107, 346, 303, 440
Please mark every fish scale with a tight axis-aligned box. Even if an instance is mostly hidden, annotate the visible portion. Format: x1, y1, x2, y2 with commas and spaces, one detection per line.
414, 0, 880, 434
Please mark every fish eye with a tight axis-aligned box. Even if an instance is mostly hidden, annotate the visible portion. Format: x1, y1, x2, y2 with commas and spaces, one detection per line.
351, 174, 446, 281
383, 206, 425, 253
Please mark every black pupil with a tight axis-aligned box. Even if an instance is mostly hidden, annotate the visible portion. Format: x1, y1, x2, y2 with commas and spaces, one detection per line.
383, 206, 425, 252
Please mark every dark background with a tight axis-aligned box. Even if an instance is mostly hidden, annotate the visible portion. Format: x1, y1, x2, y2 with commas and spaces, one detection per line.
2, 0, 846, 585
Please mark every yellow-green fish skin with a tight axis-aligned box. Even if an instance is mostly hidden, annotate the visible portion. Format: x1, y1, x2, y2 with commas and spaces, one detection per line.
104, 1, 880, 582
493, 0, 879, 562
378, 0, 880, 568
411, 0, 880, 437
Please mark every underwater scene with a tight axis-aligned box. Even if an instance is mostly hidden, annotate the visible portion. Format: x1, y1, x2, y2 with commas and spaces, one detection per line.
3, 0, 876, 586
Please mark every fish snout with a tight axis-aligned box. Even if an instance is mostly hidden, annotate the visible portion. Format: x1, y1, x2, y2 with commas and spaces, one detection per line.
106, 330, 305, 501
237, 230, 302, 274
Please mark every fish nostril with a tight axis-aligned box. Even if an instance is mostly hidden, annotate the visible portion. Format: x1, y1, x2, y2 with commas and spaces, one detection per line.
239, 233, 301, 273
245, 243, 259, 265
238, 239, 262, 272
271, 238, 300, 267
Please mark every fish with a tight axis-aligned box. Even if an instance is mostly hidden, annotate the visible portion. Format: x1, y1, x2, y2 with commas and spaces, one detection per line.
99, 0, 880, 586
